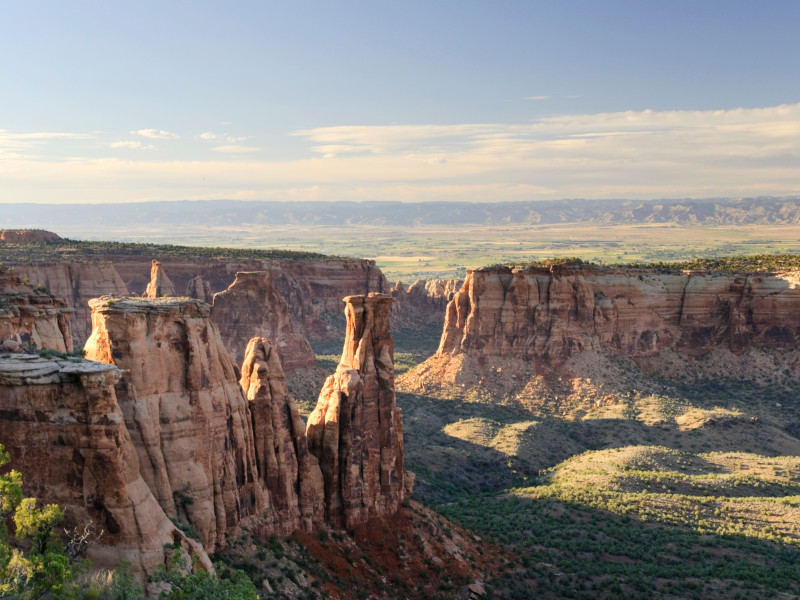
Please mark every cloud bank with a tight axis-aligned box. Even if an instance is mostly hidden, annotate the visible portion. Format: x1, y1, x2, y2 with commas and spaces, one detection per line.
1, 103, 799, 203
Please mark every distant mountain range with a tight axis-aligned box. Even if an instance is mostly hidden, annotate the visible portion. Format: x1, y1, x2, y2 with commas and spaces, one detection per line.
4, 196, 800, 229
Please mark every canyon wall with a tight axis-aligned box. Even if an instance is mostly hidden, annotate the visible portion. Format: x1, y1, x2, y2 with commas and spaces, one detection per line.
0, 268, 74, 353
0, 354, 210, 580
433, 264, 800, 374
391, 278, 462, 331
84, 297, 262, 550
306, 294, 408, 529
9, 263, 129, 346
211, 271, 316, 370
10, 253, 387, 345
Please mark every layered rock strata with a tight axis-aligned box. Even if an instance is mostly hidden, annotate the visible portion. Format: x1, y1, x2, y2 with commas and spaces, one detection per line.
0, 269, 74, 353
84, 297, 261, 549
306, 293, 407, 529
186, 275, 213, 304
143, 260, 176, 298
8, 263, 129, 346
391, 278, 462, 330
11, 255, 387, 345
239, 338, 324, 534
211, 271, 316, 370
0, 354, 210, 580
436, 264, 800, 370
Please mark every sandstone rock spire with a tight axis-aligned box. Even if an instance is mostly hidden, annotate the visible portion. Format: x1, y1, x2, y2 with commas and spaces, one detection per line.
143, 260, 176, 298
239, 337, 324, 534
306, 293, 407, 529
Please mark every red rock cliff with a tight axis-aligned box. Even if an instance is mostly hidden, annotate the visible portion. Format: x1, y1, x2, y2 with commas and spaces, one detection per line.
239, 337, 324, 534
0, 268, 73, 353
12, 255, 387, 345
0, 354, 210, 581
436, 264, 800, 369
83, 297, 261, 550
211, 271, 316, 370
306, 294, 408, 529
10, 262, 129, 347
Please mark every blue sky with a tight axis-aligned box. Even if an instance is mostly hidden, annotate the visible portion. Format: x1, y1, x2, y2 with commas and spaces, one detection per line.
1, 0, 799, 203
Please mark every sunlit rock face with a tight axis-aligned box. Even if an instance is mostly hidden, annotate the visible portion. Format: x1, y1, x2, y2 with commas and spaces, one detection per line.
436, 264, 800, 368
210, 271, 316, 370
143, 260, 176, 298
84, 296, 261, 550
239, 337, 324, 535
306, 293, 408, 529
0, 354, 211, 581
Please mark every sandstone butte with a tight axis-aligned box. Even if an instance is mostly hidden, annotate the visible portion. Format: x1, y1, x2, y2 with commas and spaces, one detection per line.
211, 271, 317, 371
143, 260, 176, 298
83, 297, 262, 550
418, 263, 800, 388
306, 293, 409, 529
0, 267, 74, 354
0, 229, 63, 244
0, 354, 212, 583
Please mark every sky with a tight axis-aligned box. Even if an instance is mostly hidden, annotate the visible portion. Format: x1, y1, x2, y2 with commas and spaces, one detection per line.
1, 0, 799, 204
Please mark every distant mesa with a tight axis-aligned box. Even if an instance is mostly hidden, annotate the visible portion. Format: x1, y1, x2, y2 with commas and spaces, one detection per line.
0, 229, 63, 244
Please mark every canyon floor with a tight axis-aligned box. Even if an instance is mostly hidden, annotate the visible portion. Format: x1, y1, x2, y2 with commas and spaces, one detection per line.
267, 324, 800, 600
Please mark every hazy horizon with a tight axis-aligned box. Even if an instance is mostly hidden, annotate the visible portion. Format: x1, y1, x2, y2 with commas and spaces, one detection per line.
2, 1, 799, 205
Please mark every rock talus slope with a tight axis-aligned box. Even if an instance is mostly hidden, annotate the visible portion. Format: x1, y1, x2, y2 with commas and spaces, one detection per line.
84, 297, 261, 549
211, 271, 316, 370
240, 337, 324, 534
0, 354, 210, 580
306, 293, 408, 528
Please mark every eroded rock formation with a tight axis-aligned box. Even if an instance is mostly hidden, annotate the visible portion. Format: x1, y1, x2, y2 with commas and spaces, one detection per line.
391, 278, 463, 331
0, 354, 210, 580
211, 271, 316, 370
432, 263, 800, 375
8, 250, 387, 346
84, 297, 261, 549
186, 275, 213, 304
9, 262, 129, 346
306, 293, 408, 528
0, 268, 73, 353
240, 338, 324, 534
0, 229, 62, 244
143, 260, 176, 298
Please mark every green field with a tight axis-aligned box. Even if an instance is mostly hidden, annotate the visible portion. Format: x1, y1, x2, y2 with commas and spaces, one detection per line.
37, 222, 800, 282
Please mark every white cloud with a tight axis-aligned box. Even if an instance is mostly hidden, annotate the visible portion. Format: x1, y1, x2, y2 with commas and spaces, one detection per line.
2, 103, 799, 203
132, 129, 178, 139
210, 144, 261, 153
525, 95, 552, 101
110, 141, 155, 150
198, 132, 218, 140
